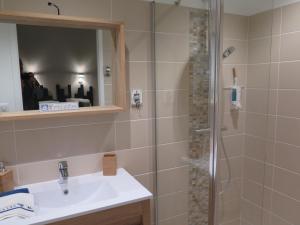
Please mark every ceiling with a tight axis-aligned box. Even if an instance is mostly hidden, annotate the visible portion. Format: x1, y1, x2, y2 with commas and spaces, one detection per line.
224, 0, 300, 16
147, 0, 300, 16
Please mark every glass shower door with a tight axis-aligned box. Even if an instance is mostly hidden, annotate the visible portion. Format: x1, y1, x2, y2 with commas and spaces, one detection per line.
153, 0, 220, 225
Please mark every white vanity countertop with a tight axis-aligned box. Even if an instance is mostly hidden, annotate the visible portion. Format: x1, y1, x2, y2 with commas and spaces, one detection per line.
0, 168, 152, 225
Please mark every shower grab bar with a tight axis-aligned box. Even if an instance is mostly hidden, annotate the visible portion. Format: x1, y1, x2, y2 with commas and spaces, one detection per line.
195, 127, 227, 134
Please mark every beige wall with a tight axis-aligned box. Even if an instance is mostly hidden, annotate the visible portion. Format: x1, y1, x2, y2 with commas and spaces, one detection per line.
155, 4, 190, 225
0, 1, 192, 224
223, 2, 300, 225
0, 0, 156, 190
221, 13, 249, 225
242, 2, 300, 225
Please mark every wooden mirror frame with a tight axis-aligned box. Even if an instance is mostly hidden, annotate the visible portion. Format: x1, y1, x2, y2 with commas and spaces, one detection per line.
0, 11, 126, 121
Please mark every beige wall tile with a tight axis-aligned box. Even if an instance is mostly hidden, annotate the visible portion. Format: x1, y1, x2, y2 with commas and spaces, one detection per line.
156, 90, 189, 117
274, 167, 300, 201
246, 89, 270, 114
241, 199, 263, 225
16, 123, 115, 163
126, 31, 152, 62
155, 3, 189, 34
220, 219, 240, 225
67, 153, 102, 177
158, 213, 188, 225
274, 142, 300, 174
112, 0, 151, 31
157, 166, 188, 196
156, 33, 189, 62
282, 2, 300, 33
128, 62, 153, 91
222, 112, 245, 136
3, 0, 111, 19
220, 134, 244, 159
18, 159, 60, 185
249, 10, 273, 39
245, 113, 275, 139
0, 121, 13, 132
271, 35, 281, 62
272, 191, 300, 224
277, 117, 300, 146
0, 132, 17, 165
263, 212, 291, 225
117, 147, 154, 176
223, 40, 248, 64
219, 199, 241, 223
157, 116, 189, 144
278, 90, 300, 118
156, 62, 189, 90
244, 135, 274, 163
115, 119, 154, 150
224, 14, 248, 40
279, 61, 300, 89
135, 173, 154, 193
280, 32, 300, 61
157, 141, 188, 170
242, 179, 271, 210
220, 157, 242, 181
243, 157, 273, 186
247, 64, 272, 89
219, 179, 241, 202
248, 37, 272, 64
157, 191, 188, 221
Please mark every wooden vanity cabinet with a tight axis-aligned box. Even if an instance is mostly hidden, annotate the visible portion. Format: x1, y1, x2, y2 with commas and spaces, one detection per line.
48, 200, 150, 225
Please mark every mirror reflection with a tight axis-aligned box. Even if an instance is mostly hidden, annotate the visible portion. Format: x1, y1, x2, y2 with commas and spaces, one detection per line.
0, 23, 115, 112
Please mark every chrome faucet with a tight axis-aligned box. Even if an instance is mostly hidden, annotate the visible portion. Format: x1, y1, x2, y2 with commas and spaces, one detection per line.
58, 161, 69, 195
58, 161, 68, 183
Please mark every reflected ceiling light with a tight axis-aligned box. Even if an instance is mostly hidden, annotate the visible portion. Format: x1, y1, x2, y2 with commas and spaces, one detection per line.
74, 64, 87, 74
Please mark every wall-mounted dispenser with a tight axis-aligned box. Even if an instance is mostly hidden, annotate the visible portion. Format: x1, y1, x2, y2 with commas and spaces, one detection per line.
224, 68, 244, 110
230, 68, 242, 110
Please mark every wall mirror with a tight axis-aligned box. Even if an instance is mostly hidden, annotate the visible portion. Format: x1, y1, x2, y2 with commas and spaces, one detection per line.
0, 11, 126, 120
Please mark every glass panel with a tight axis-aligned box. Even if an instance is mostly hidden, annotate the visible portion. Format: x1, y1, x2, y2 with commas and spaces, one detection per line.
217, 0, 275, 225
154, 1, 213, 225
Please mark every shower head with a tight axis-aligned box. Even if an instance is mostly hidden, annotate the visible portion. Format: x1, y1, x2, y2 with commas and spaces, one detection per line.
223, 46, 235, 59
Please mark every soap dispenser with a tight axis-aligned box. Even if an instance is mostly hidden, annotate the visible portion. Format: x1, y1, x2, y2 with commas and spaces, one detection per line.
230, 68, 242, 110
0, 162, 15, 192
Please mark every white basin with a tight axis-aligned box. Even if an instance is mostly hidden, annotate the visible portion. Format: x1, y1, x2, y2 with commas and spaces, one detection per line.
0, 168, 152, 225
33, 178, 117, 209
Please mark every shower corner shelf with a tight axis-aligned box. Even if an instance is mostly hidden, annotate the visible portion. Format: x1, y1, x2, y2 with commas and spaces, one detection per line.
223, 86, 245, 90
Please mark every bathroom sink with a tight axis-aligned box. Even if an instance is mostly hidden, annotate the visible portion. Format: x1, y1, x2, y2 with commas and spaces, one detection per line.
0, 168, 152, 225
32, 177, 117, 209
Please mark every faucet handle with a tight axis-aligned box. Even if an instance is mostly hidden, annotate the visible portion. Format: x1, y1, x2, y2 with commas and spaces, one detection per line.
0, 162, 6, 173
58, 161, 68, 169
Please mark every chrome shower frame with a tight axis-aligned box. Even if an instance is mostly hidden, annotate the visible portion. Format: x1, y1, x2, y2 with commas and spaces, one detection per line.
208, 0, 223, 224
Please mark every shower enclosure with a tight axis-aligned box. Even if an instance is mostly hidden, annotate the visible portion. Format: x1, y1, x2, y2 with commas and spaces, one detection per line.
153, 0, 294, 225
153, 0, 220, 225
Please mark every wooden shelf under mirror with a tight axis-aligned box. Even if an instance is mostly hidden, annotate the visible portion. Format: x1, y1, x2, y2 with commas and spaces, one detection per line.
0, 11, 127, 121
